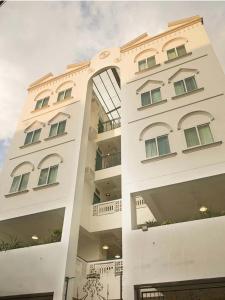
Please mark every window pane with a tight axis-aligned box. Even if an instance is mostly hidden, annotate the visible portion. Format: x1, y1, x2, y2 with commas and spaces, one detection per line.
141, 92, 151, 106
198, 124, 214, 145
145, 139, 157, 158
176, 45, 186, 57
65, 88, 72, 99
24, 131, 33, 145
147, 56, 156, 68
49, 123, 58, 137
48, 165, 58, 184
151, 88, 162, 103
185, 76, 197, 92
38, 168, 49, 186
57, 91, 64, 102
58, 120, 66, 135
32, 129, 41, 143
167, 48, 176, 60
184, 127, 200, 147
157, 135, 170, 156
10, 176, 21, 193
35, 100, 42, 110
138, 59, 147, 71
19, 173, 30, 191
42, 97, 49, 107
174, 80, 186, 95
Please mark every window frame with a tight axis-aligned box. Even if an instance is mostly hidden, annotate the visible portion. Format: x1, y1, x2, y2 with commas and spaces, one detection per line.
174, 76, 197, 96
167, 44, 187, 60
49, 120, 67, 138
57, 88, 72, 102
24, 128, 41, 145
141, 87, 162, 107
145, 134, 171, 158
38, 164, 59, 186
10, 172, 30, 193
184, 123, 214, 148
35, 97, 49, 110
138, 55, 156, 71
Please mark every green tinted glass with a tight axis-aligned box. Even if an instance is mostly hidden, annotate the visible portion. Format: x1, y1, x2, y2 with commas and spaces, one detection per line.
151, 88, 161, 103
184, 127, 200, 148
38, 168, 48, 186
48, 165, 58, 184
141, 92, 151, 106
174, 80, 186, 95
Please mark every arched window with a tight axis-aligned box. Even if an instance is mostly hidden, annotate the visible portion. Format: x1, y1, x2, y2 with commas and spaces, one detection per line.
9, 162, 34, 194
55, 81, 74, 103
34, 89, 51, 111
134, 48, 158, 72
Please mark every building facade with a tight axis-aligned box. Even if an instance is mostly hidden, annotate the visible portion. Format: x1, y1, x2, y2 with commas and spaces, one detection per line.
1, 15, 225, 300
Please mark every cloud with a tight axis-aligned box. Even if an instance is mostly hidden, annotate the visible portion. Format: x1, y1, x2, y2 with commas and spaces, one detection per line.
0, 1, 225, 166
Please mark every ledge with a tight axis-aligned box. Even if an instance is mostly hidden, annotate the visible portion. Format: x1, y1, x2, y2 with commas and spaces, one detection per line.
44, 132, 68, 141
141, 152, 177, 163
171, 87, 204, 100
182, 141, 222, 153
33, 182, 59, 191
135, 64, 161, 75
53, 97, 73, 105
31, 105, 50, 113
19, 140, 41, 149
137, 99, 167, 111
164, 52, 192, 64
5, 189, 29, 198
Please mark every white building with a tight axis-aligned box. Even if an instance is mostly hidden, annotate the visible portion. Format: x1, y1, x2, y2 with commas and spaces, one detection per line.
1, 15, 225, 300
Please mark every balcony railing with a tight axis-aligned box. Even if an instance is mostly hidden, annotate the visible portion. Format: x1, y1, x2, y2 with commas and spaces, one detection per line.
98, 118, 121, 133
93, 199, 122, 216
96, 152, 121, 170
88, 259, 123, 276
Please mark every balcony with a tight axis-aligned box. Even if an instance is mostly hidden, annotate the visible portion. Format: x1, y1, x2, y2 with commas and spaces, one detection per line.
98, 118, 121, 134
96, 152, 121, 171
93, 199, 122, 216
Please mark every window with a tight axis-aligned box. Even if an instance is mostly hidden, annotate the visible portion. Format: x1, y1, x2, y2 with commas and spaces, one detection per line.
167, 45, 187, 60
24, 129, 41, 145
10, 173, 30, 193
35, 97, 49, 110
57, 88, 72, 102
49, 120, 66, 137
145, 135, 170, 158
38, 165, 58, 186
174, 76, 197, 96
184, 124, 214, 148
141, 88, 162, 106
138, 56, 156, 71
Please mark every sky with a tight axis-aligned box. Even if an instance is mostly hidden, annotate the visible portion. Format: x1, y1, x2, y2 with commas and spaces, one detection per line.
1, 1, 225, 168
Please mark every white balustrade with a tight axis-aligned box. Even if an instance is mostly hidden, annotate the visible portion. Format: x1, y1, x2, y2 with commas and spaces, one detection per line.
136, 196, 146, 208
93, 199, 122, 216
88, 259, 123, 276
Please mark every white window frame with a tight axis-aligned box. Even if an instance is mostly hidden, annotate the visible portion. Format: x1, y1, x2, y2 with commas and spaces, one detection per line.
24, 129, 41, 145
138, 55, 156, 71
141, 87, 162, 106
184, 123, 214, 148
38, 164, 59, 186
57, 88, 72, 102
167, 44, 186, 60
145, 134, 170, 158
35, 97, 49, 110
174, 76, 197, 95
49, 120, 67, 137
10, 173, 30, 193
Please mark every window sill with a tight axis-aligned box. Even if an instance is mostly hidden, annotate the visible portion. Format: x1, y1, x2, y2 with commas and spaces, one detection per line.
171, 87, 204, 100
164, 52, 192, 64
182, 141, 222, 153
5, 189, 29, 198
53, 97, 73, 105
19, 140, 41, 149
135, 64, 161, 75
44, 132, 68, 141
141, 152, 177, 163
33, 182, 59, 191
31, 105, 50, 113
137, 99, 167, 111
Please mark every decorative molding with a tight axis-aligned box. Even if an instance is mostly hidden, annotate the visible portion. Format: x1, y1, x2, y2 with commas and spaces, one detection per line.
172, 87, 204, 100
141, 152, 177, 163
55, 80, 74, 93
99, 50, 110, 59
5, 189, 29, 198
137, 99, 167, 110
24, 120, 45, 133
37, 153, 63, 169
11, 161, 35, 177
182, 141, 222, 153
162, 37, 188, 52
168, 66, 198, 82
34, 89, 52, 101
139, 122, 173, 141
48, 112, 70, 124
136, 79, 164, 94
33, 182, 59, 191
177, 109, 214, 130
134, 48, 158, 63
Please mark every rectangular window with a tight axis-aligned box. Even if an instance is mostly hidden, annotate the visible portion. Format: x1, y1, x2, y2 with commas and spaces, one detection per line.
49, 120, 66, 137
145, 135, 170, 158
174, 76, 197, 96
24, 129, 41, 145
38, 165, 58, 186
138, 56, 156, 71
35, 97, 49, 110
141, 88, 162, 107
10, 173, 30, 193
184, 124, 214, 148
57, 88, 72, 102
167, 45, 187, 60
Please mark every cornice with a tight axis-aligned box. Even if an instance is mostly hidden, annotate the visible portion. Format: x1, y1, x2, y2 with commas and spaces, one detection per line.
120, 17, 203, 53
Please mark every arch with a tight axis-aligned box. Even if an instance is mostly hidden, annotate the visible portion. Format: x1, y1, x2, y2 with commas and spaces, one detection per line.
177, 110, 215, 130
38, 153, 63, 169
139, 122, 173, 141
24, 120, 45, 133
162, 37, 188, 52
34, 89, 52, 101
136, 79, 164, 94
11, 161, 35, 177
55, 80, 75, 93
134, 48, 158, 63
